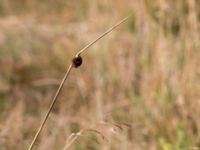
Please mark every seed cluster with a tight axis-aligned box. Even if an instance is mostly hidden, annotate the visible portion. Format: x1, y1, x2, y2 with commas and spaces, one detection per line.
72, 55, 83, 68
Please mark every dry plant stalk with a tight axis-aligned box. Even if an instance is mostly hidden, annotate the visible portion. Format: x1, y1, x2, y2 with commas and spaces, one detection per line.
63, 121, 132, 150
27, 15, 131, 150
63, 128, 107, 150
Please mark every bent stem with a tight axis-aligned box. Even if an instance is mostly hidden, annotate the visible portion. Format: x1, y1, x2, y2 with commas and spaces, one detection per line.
28, 64, 73, 150
27, 15, 131, 150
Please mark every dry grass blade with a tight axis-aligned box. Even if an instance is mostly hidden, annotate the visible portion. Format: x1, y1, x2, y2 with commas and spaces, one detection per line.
63, 132, 82, 150
98, 121, 132, 132
27, 15, 131, 150
63, 129, 107, 150
63, 121, 132, 150
27, 64, 73, 150
76, 14, 131, 56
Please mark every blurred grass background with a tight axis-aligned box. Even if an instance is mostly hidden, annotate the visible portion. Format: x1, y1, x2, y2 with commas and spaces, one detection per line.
0, 0, 200, 150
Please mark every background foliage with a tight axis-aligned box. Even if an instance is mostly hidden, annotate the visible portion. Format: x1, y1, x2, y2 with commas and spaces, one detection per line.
0, 0, 200, 149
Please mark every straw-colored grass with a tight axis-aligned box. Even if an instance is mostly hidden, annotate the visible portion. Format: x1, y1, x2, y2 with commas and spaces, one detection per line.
0, 0, 200, 150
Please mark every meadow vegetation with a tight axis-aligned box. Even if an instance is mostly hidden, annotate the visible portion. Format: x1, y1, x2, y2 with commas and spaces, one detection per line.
0, 0, 200, 150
